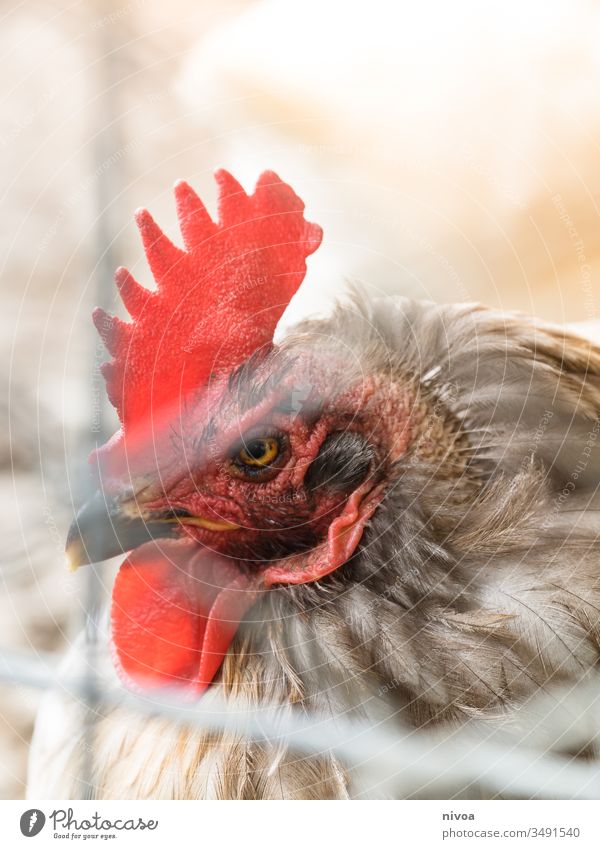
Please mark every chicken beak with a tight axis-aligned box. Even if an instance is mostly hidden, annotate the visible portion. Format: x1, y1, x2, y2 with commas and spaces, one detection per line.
65, 490, 178, 572
65, 491, 239, 571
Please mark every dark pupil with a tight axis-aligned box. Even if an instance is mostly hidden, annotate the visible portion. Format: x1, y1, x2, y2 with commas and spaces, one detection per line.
245, 439, 268, 460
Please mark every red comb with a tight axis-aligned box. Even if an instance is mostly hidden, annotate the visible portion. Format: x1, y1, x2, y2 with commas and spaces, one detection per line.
94, 170, 322, 437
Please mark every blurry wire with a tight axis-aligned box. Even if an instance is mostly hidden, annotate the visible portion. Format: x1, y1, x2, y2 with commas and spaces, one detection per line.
1, 646, 600, 799
77, 0, 130, 800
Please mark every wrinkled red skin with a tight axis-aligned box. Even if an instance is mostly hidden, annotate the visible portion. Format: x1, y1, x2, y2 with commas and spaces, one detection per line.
130, 363, 412, 557
108, 360, 414, 696
92, 172, 413, 695
146, 412, 350, 547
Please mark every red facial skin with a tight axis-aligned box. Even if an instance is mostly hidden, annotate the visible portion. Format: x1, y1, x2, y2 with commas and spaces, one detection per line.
92, 171, 336, 695
130, 361, 411, 561
107, 357, 414, 696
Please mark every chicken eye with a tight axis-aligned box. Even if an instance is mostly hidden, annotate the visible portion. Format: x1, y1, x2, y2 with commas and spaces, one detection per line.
238, 437, 280, 467
227, 434, 288, 482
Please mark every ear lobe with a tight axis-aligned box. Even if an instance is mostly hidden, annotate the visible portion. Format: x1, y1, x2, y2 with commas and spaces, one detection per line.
263, 480, 385, 587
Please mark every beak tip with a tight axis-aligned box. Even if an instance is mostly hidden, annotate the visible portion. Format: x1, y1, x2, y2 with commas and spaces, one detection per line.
65, 545, 82, 573
65, 532, 88, 572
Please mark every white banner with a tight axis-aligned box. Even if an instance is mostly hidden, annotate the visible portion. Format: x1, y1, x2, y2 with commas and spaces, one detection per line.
0, 800, 597, 849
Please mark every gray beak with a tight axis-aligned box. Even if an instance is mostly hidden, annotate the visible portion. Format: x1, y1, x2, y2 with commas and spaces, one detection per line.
65, 490, 178, 571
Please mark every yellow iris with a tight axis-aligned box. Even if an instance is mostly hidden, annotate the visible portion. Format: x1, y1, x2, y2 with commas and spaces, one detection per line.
238, 437, 280, 467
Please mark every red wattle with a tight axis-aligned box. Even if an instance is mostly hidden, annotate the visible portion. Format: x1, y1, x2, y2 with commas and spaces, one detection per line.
110, 540, 260, 695
262, 482, 384, 588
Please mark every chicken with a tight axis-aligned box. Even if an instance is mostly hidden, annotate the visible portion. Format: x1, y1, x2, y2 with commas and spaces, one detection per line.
28, 171, 600, 799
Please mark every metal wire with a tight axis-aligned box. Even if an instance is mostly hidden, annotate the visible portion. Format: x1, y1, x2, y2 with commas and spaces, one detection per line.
2, 645, 600, 799
76, 0, 128, 800
2, 3, 598, 803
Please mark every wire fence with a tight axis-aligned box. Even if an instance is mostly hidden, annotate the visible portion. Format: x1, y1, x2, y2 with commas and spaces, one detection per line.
2, 1, 600, 803
2, 645, 600, 799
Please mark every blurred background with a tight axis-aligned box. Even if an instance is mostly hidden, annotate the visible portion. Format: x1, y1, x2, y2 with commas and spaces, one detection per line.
2, 0, 600, 798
